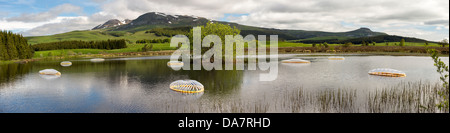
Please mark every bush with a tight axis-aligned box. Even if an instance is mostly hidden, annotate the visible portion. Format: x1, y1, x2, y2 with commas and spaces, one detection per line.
343, 42, 352, 48
400, 39, 405, 47
429, 49, 449, 111
323, 42, 329, 48
67, 50, 76, 56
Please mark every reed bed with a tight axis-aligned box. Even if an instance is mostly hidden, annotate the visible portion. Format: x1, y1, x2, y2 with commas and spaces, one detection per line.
153, 82, 447, 113
367, 82, 446, 113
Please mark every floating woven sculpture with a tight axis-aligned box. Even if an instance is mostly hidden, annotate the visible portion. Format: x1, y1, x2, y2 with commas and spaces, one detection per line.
167, 61, 184, 68
328, 57, 345, 60
170, 80, 204, 93
90, 58, 105, 62
281, 59, 311, 63
368, 68, 406, 77
60, 61, 72, 67
39, 69, 61, 76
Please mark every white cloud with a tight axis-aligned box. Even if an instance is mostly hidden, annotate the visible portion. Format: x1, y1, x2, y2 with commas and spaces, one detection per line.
92, 0, 448, 41
21, 16, 91, 36
7, 4, 82, 22
1, 0, 448, 41
1, 17, 73, 32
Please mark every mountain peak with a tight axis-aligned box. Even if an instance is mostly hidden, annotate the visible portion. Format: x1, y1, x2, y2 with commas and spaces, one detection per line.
92, 19, 130, 30
343, 27, 386, 37
356, 27, 372, 32
114, 12, 209, 30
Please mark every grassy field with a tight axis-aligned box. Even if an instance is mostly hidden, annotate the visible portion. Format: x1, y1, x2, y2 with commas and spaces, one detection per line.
277, 42, 341, 47
33, 43, 177, 58
372, 42, 442, 47
289, 36, 353, 42
277, 41, 444, 47
32, 41, 447, 58
25, 30, 448, 59
27, 30, 168, 45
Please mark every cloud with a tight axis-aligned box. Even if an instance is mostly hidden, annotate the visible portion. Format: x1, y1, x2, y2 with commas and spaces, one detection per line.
425, 20, 449, 26
1, 0, 448, 41
22, 16, 91, 36
21, 12, 119, 36
6, 3, 82, 22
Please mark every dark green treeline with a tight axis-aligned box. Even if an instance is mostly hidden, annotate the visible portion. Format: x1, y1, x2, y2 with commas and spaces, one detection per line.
0, 30, 34, 61
32, 39, 127, 51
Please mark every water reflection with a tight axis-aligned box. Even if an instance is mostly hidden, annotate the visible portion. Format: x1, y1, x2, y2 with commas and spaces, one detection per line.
0, 63, 32, 85
0, 55, 448, 113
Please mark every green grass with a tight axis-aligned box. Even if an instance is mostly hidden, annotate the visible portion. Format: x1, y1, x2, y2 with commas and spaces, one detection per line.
372, 42, 442, 47
33, 41, 447, 58
278, 41, 445, 47
292, 36, 352, 41
277, 42, 343, 47
27, 30, 168, 45
33, 43, 177, 58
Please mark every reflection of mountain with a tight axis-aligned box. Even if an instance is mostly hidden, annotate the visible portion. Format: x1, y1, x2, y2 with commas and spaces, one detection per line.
0, 59, 244, 95
0, 63, 32, 85
122, 59, 244, 95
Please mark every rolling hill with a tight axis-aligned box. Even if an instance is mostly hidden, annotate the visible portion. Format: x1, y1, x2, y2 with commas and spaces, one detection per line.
26, 12, 430, 45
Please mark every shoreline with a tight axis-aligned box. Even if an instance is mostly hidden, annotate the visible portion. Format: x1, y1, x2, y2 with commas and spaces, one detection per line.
1, 50, 448, 65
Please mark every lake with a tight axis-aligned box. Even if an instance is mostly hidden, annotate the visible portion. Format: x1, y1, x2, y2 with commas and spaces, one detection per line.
0, 54, 448, 113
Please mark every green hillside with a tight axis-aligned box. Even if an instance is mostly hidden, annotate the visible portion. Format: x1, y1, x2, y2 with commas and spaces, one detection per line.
26, 12, 432, 46
27, 30, 168, 45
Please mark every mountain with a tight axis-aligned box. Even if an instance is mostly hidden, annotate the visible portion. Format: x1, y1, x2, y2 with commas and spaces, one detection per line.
92, 19, 131, 30
335, 35, 429, 44
26, 12, 430, 44
118, 12, 209, 31
92, 12, 386, 40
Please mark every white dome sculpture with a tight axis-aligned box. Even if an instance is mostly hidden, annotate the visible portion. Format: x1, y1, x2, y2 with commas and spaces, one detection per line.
167, 61, 184, 69
328, 57, 345, 60
170, 80, 204, 93
281, 59, 311, 64
90, 58, 105, 62
60, 61, 72, 67
368, 68, 406, 77
39, 69, 61, 76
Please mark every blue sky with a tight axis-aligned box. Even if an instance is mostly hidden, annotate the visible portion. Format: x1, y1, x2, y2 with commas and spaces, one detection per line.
0, 0, 100, 17
0, 0, 448, 41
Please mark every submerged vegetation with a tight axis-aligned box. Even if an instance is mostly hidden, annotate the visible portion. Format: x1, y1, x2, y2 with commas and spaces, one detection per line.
155, 82, 446, 113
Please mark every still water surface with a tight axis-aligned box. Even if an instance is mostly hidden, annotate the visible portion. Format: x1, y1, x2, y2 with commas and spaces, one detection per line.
0, 54, 448, 113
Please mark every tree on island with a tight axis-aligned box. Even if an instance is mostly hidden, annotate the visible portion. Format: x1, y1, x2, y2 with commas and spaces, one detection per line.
400, 39, 405, 47
439, 39, 449, 47
323, 42, 329, 48
188, 22, 241, 54
343, 42, 352, 48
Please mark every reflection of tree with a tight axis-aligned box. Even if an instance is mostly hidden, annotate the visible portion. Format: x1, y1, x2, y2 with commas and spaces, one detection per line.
186, 69, 244, 95
124, 59, 244, 95
0, 59, 245, 95
0, 63, 32, 85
